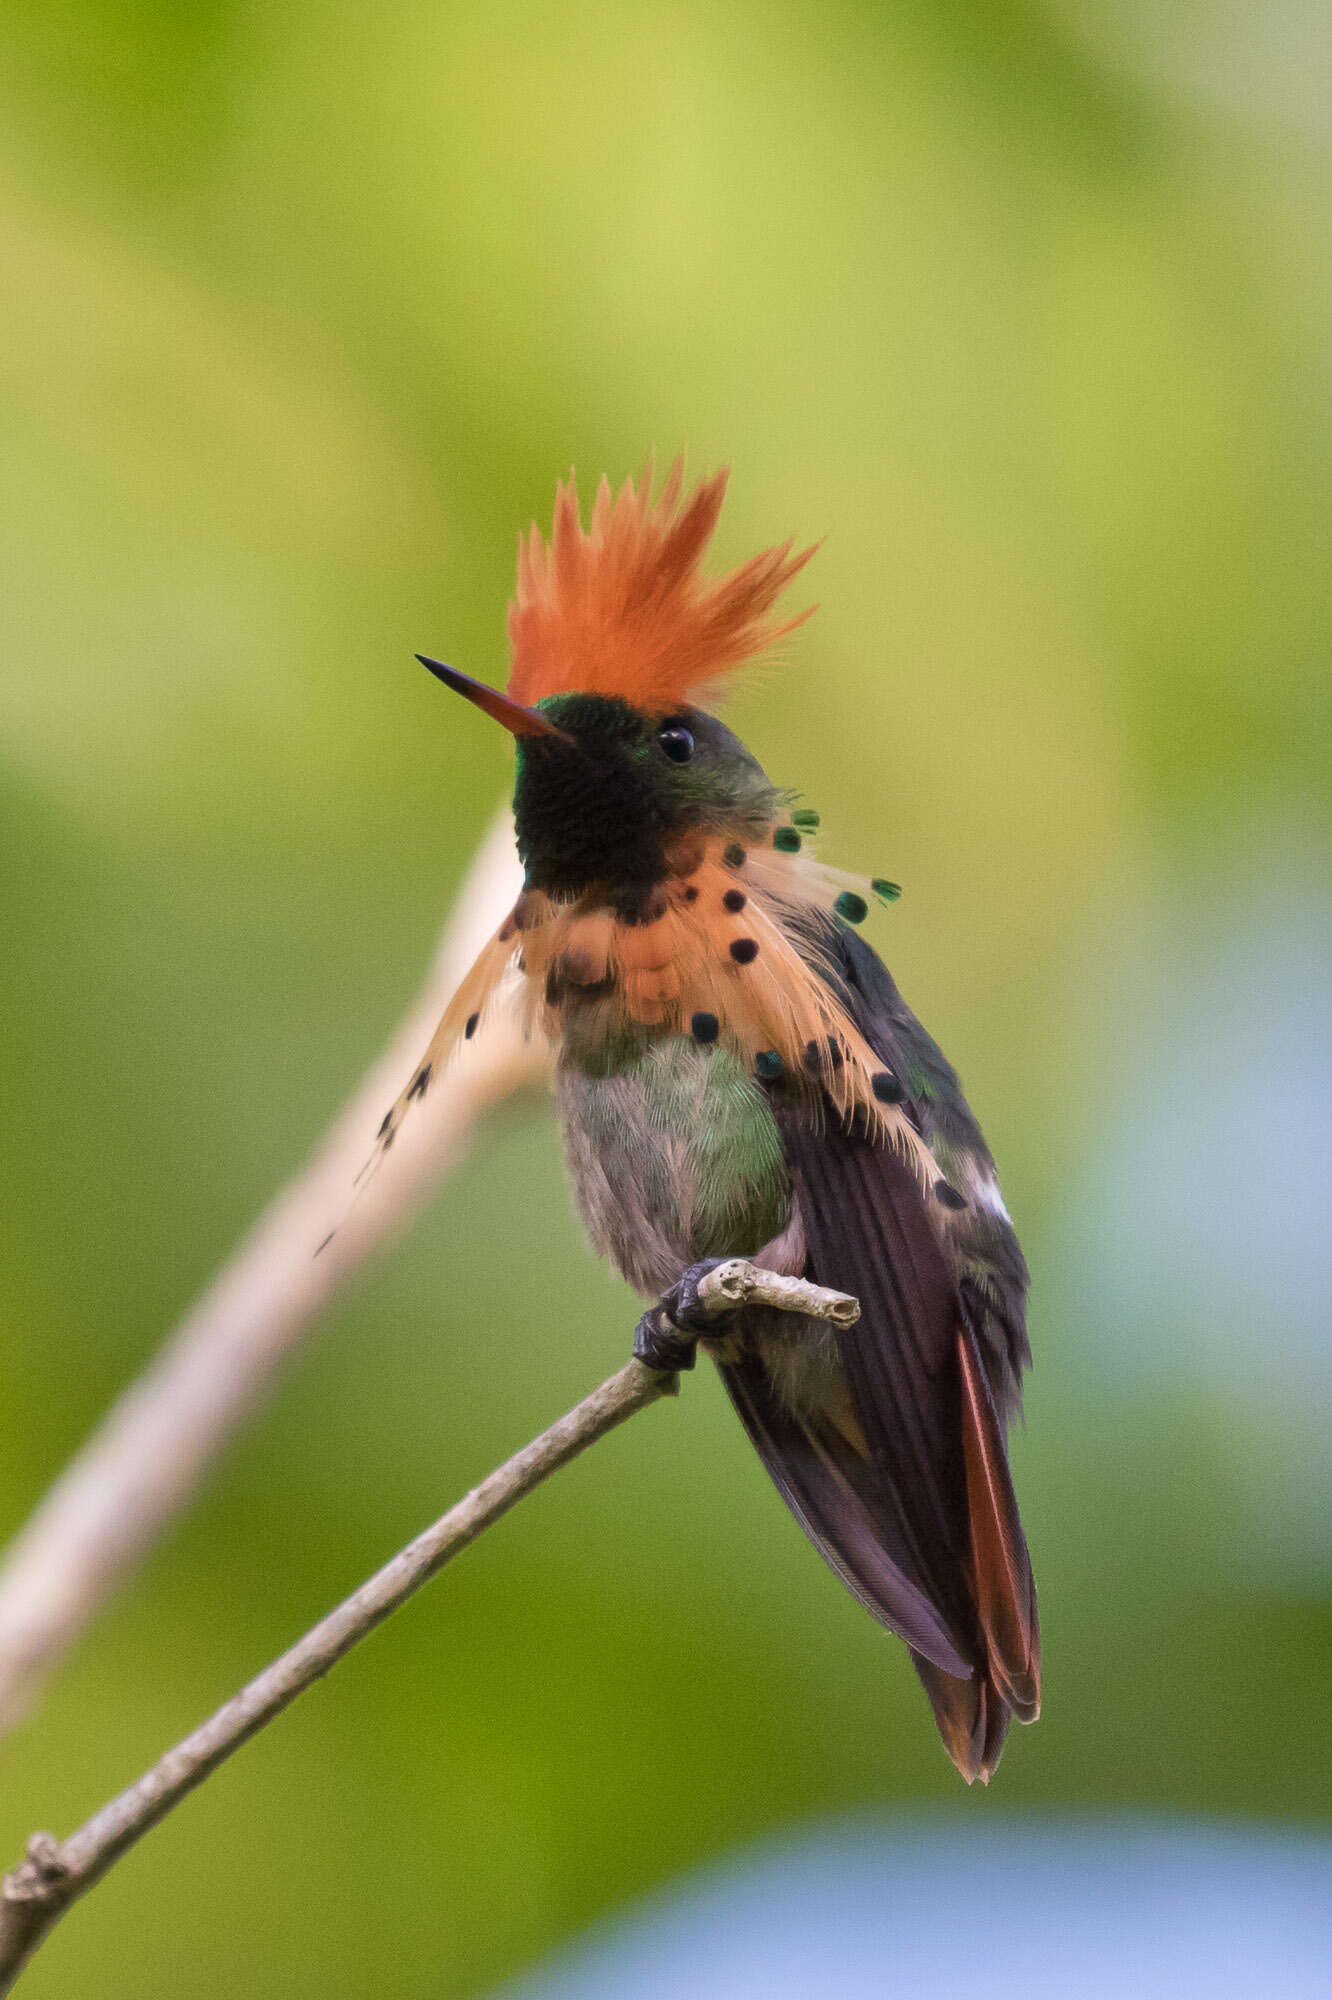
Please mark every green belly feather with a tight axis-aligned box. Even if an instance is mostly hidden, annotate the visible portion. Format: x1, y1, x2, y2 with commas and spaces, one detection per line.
556, 1034, 791, 1296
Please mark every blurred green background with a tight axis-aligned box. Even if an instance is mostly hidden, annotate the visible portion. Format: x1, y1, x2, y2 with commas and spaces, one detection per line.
2, 2, 1330, 1993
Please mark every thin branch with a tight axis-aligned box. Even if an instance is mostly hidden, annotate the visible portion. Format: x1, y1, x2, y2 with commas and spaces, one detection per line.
698, 1261, 860, 1325
0, 1263, 859, 1993
0, 808, 548, 1737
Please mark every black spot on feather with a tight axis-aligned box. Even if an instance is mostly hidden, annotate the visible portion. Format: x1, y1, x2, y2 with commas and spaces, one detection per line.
729, 937, 759, 964
557, 948, 594, 986
407, 1064, 432, 1101
670, 840, 707, 877
691, 1011, 719, 1044
723, 888, 746, 912
615, 884, 668, 926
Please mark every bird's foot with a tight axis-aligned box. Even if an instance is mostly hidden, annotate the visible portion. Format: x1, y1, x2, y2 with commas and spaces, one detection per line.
633, 1258, 734, 1372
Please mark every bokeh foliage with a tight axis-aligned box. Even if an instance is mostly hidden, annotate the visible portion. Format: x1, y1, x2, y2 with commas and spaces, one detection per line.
1, 3, 1329, 1994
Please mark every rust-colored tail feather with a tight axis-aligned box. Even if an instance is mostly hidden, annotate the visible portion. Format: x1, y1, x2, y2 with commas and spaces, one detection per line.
957, 1318, 1041, 1723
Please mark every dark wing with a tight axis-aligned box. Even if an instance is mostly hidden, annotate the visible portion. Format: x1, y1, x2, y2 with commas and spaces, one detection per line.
745, 916, 1040, 1779
719, 1346, 971, 1676
826, 922, 1032, 1417
776, 1120, 978, 1649
827, 921, 1038, 1720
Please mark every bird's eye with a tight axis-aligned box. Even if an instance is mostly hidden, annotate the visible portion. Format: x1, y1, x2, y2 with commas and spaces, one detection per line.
657, 721, 695, 764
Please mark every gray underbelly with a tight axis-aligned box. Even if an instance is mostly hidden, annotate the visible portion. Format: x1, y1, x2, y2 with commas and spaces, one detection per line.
555, 1036, 792, 1297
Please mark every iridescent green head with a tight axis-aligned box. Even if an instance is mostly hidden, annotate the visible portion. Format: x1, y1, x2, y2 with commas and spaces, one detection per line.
513, 694, 777, 896
417, 659, 777, 899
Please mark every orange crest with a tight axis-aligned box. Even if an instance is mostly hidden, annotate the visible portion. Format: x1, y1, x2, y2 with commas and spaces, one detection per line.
507, 459, 816, 712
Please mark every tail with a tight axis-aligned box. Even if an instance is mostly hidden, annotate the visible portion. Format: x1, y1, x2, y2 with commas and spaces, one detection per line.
911, 1650, 1012, 1787
721, 1309, 1040, 1784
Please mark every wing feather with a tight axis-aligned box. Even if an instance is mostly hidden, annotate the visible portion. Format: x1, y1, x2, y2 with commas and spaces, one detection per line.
719, 1350, 971, 1676
782, 1116, 976, 1647
770, 913, 1040, 1777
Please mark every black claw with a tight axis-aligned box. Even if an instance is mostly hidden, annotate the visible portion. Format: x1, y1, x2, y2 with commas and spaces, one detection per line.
634, 1306, 699, 1373
660, 1257, 733, 1332
633, 1258, 735, 1371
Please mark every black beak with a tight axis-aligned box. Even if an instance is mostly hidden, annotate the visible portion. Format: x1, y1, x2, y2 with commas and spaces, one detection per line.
417, 657, 572, 741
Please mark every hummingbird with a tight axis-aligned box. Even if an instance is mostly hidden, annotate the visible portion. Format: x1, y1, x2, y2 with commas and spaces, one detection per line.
372, 461, 1039, 1782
